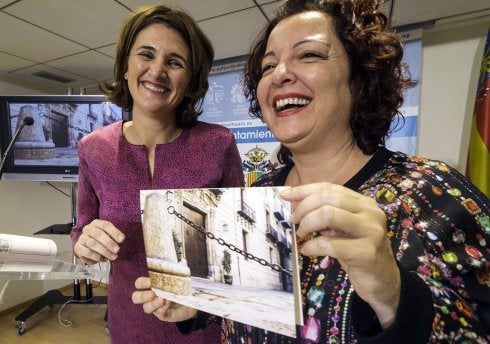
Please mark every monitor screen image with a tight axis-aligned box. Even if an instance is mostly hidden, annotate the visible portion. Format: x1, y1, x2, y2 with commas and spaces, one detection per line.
0, 95, 130, 182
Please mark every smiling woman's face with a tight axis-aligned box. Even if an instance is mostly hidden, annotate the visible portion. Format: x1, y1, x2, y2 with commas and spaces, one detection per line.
257, 11, 353, 153
125, 23, 191, 120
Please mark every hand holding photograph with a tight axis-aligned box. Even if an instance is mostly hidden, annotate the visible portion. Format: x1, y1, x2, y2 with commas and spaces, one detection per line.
140, 187, 302, 337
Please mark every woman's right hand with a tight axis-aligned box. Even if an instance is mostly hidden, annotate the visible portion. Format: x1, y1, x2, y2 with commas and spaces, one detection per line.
74, 219, 125, 265
280, 183, 401, 329
132, 277, 198, 322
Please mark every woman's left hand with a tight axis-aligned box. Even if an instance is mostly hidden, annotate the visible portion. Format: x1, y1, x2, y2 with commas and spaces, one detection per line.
280, 182, 401, 329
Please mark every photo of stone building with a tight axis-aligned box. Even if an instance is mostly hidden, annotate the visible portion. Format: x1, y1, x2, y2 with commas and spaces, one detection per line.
140, 186, 300, 337
7, 101, 121, 166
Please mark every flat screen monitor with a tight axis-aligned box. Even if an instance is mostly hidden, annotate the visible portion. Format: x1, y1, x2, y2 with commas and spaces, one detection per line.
0, 95, 130, 182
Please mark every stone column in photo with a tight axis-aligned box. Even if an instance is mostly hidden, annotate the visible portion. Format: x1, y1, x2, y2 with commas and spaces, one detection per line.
13, 105, 55, 159
142, 192, 192, 295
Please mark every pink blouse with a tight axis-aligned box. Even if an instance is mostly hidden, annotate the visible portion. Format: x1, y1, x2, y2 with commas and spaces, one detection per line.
71, 121, 244, 343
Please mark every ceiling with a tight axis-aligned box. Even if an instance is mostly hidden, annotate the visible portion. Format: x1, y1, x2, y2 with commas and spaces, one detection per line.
0, 0, 489, 94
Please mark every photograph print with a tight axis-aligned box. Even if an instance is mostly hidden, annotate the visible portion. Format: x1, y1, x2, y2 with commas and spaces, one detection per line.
140, 186, 302, 337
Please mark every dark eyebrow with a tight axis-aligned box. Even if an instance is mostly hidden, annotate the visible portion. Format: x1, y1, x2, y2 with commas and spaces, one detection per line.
293, 39, 331, 50
168, 52, 188, 63
135, 44, 155, 51
262, 39, 332, 61
134, 45, 189, 63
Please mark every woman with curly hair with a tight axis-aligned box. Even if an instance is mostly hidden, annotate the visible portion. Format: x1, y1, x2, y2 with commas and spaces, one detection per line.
133, 1, 490, 342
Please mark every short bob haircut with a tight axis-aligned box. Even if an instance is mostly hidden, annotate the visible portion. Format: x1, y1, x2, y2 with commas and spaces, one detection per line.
100, 5, 214, 128
243, 0, 416, 164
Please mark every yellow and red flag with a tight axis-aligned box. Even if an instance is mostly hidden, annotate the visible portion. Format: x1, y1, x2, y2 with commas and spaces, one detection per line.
466, 28, 490, 197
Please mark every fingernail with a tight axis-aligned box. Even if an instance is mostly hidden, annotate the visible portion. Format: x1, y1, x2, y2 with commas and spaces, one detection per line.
117, 235, 124, 242
113, 246, 120, 253
280, 187, 291, 196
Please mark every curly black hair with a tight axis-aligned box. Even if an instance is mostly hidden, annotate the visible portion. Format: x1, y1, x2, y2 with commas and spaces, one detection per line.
243, 0, 416, 164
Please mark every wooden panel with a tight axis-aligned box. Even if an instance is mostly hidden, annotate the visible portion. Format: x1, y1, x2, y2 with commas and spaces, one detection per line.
183, 205, 209, 278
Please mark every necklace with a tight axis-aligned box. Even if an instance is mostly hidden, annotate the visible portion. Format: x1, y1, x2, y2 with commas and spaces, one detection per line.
300, 251, 356, 343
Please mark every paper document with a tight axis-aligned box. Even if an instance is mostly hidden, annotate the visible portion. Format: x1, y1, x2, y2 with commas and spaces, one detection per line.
0, 233, 57, 258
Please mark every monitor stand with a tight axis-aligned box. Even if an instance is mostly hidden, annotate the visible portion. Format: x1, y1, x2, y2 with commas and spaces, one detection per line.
14, 182, 107, 336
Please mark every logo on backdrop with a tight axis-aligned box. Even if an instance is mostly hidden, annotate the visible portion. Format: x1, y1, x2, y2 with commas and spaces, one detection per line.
242, 146, 278, 186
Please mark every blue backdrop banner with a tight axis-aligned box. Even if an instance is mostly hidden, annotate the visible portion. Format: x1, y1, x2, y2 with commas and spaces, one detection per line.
202, 31, 422, 185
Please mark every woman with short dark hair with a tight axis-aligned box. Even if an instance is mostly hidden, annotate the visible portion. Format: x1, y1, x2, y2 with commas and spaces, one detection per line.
72, 5, 244, 344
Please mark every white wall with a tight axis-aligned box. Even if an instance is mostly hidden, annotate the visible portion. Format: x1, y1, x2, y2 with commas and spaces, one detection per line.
418, 19, 489, 172
0, 76, 76, 312
0, 181, 74, 311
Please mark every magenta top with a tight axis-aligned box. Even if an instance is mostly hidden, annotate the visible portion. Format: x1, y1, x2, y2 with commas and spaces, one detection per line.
71, 121, 244, 343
